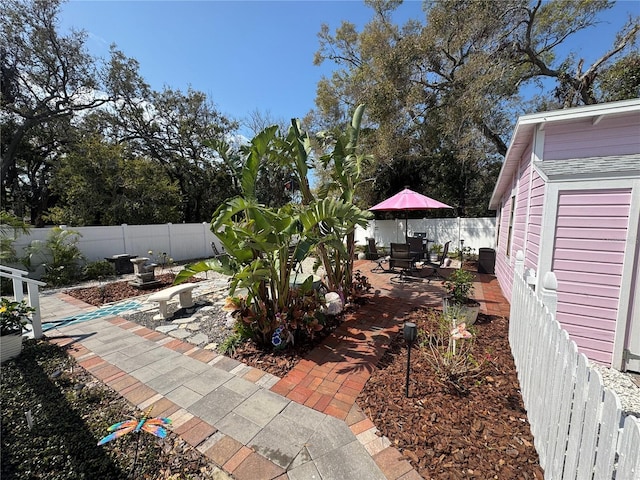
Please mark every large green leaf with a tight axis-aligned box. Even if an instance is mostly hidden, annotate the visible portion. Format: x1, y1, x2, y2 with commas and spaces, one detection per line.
173, 257, 233, 285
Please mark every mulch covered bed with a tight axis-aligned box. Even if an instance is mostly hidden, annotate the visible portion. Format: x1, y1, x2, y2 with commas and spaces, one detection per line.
359, 307, 543, 479
64, 274, 201, 306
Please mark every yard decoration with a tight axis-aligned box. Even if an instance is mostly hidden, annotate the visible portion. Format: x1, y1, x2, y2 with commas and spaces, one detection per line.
97, 406, 171, 446
97, 406, 172, 479
422, 310, 488, 394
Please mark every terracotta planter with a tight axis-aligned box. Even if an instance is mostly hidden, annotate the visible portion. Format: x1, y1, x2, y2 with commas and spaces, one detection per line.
1, 333, 23, 363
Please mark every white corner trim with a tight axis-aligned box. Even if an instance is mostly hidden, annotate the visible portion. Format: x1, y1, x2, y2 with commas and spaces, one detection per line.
612, 178, 640, 369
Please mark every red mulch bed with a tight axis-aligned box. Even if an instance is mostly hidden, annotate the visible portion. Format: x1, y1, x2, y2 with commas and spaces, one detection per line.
64, 274, 200, 306
359, 307, 543, 479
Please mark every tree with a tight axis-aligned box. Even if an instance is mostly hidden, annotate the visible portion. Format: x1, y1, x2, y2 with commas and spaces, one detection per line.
44, 131, 182, 225
1, 0, 109, 223
102, 70, 240, 222
313, 0, 639, 214
596, 52, 640, 101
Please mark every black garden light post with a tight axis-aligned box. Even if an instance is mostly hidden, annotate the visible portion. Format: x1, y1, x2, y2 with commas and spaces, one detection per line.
404, 322, 418, 397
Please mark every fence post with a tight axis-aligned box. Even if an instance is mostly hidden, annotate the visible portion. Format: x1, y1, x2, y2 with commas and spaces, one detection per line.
202, 222, 209, 258
540, 271, 558, 317
121, 224, 129, 253
515, 250, 525, 277
26, 283, 43, 339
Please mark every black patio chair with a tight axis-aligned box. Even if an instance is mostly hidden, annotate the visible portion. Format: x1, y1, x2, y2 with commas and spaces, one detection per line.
366, 238, 387, 272
407, 236, 425, 262
423, 240, 450, 281
211, 242, 228, 260
389, 242, 415, 282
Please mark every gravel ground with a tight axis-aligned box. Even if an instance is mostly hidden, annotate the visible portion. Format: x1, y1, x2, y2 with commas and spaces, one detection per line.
122, 296, 235, 349
591, 364, 640, 418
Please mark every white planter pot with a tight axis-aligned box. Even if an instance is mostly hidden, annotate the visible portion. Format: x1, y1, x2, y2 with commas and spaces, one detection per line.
443, 297, 481, 326
1, 333, 23, 363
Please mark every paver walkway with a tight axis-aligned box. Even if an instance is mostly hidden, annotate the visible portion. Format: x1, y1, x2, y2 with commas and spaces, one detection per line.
41, 260, 510, 480
270, 261, 509, 479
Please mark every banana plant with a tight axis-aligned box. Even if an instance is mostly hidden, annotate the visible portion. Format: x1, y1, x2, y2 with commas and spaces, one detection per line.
287, 105, 373, 295
175, 126, 318, 345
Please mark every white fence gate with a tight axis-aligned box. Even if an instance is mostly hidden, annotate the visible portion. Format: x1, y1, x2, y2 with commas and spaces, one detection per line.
509, 251, 639, 479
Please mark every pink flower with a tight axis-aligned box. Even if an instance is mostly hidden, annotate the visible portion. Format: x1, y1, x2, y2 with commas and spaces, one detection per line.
450, 323, 472, 340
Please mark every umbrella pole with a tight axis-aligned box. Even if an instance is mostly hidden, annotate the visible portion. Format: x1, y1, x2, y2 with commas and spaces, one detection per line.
405, 211, 409, 242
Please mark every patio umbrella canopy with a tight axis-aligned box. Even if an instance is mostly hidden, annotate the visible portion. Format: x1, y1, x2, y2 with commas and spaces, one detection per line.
369, 188, 453, 241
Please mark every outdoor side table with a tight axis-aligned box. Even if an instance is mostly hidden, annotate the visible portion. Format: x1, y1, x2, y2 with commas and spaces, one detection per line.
105, 254, 136, 275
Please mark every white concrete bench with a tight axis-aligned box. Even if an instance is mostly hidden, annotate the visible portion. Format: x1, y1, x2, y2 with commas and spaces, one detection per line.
147, 284, 197, 320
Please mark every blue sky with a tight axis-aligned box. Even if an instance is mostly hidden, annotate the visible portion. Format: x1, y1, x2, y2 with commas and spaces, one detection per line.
59, 0, 639, 134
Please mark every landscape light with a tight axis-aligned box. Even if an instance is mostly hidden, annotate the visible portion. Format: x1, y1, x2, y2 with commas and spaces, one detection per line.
403, 322, 417, 397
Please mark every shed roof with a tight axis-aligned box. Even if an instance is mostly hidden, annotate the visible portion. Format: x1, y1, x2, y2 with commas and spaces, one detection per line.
488, 99, 640, 210
534, 154, 640, 181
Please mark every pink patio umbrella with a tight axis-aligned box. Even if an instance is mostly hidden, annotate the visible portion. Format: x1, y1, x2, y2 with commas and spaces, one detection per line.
369, 187, 453, 241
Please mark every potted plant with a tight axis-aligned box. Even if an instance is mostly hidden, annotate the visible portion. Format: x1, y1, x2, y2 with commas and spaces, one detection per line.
442, 268, 481, 325
1, 298, 34, 363
430, 244, 443, 263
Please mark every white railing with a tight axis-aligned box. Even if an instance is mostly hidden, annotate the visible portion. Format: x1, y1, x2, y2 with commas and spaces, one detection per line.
509, 250, 639, 479
0, 265, 46, 339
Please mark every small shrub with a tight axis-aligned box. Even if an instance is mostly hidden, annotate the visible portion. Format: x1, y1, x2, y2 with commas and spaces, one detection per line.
83, 260, 116, 280
219, 333, 245, 355
147, 250, 173, 272
442, 268, 475, 305
350, 270, 372, 298
420, 310, 488, 395
23, 227, 85, 287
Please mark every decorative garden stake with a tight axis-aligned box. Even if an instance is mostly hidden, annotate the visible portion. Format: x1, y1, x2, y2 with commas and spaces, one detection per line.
450, 322, 472, 355
98, 406, 172, 479
97, 406, 171, 445
404, 322, 418, 397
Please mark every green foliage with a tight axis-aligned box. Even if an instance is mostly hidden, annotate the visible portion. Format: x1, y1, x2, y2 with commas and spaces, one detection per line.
177, 113, 372, 348
442, 269, 476, 305
219, 332, 245, 355
597, 52, 640, 102
312, 0, 639, 214
350, 270, 372, 298
83, 261, 116, 281
45, 135, 182, 226
24, 227, 85, 287
2, 1, 240, 225
0, 298, 34, 335
0, 211, 31, 263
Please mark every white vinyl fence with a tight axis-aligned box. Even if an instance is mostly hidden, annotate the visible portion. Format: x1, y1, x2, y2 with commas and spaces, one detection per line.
11, 223, 220, 265
509, 251, 639, 479
9, 218, 496, 270
356, 217, 496, 253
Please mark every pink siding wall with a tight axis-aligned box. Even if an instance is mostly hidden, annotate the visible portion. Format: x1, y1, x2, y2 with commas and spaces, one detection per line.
525, 169, 545, 270
552, 189, 632, 365
495, 147, 535, 300
543, 115, 640, 160
495, 196, 514, 299
512, 157, 530, 262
